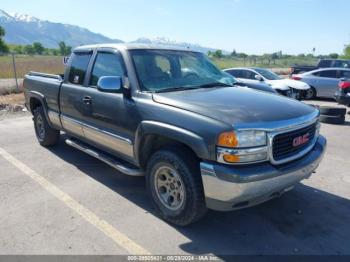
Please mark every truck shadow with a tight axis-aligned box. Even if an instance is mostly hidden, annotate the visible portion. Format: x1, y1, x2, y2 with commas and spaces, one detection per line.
49, 137, 350, 256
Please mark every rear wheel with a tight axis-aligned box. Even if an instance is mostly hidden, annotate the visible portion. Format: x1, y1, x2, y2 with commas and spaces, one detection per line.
146, 147, 207, 226
33, 107, 60, 146
304, 87, 316, 100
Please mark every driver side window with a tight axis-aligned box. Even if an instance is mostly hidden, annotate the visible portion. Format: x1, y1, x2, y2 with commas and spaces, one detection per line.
89, 52, 125, 87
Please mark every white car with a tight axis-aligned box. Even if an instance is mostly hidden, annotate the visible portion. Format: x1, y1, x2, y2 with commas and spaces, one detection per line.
224, 67, 311, 99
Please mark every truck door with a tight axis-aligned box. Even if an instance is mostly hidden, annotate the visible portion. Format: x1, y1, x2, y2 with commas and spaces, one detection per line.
60, 50, 93, 138
78, 49, 135, 162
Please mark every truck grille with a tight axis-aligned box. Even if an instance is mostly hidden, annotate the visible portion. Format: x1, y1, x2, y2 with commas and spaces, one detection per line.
272, 123, 317, 162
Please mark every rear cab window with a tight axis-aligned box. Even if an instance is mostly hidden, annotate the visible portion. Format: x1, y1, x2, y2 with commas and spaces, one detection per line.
68, 52, 92, 85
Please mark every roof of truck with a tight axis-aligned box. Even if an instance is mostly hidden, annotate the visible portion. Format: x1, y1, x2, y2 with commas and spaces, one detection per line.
74, 43, 199, 52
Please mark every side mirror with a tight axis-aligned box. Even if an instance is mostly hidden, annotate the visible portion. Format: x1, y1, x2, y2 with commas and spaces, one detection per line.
97, 76, 122, 93
255, 74, 264, 81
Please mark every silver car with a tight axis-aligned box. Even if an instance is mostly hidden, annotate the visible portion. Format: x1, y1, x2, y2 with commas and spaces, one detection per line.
292, 68, 350, 99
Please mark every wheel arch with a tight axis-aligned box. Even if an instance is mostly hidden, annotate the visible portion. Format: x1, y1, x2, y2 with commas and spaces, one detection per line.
27, 91, 55, 128
134, 121, 210, 169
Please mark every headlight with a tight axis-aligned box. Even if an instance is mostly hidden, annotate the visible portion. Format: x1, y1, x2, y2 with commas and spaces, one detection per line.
218, 130, 266, 148
316, 121, 321, 137
217, 130, 268, 164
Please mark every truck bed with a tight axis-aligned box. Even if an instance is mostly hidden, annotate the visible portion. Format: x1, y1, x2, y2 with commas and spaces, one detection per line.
24, 71, 63, 116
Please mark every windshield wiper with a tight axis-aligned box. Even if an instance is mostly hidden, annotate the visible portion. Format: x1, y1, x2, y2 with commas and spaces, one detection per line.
153, 86, 201, 93
153, 82, 233, 93
198, 82, 233, 88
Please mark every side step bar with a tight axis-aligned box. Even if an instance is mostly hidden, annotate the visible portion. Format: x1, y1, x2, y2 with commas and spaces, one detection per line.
65, 139, 144, 177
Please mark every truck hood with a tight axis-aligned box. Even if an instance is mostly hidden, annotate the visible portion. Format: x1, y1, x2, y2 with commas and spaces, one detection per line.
152, 86, 316, 125
266, 79, 310, 90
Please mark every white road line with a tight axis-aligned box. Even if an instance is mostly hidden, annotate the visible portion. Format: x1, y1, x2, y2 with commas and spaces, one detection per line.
0, 147, 151, 255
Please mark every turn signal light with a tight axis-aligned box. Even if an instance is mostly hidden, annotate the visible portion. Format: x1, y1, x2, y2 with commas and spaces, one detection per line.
218, 131, 238, 147
223, 154, 240, 163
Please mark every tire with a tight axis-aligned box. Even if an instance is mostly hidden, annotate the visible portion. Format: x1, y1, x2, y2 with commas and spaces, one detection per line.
319, 114, 345, 125
304, 87, 316, 100
319, 106, 346, 116
146, 147, 207, 226
33, 107, 60, 146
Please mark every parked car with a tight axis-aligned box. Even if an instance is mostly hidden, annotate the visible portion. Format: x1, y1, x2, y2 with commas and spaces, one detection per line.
224, 67, 310, 100
292, 68, 350, 99
290, 59, 350, 75
24, 44, 326, 226
335, 78, 350, 106
222, 71, 277, 94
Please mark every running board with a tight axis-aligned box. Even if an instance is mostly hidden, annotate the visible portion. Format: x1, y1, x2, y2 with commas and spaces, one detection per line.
65, 139, 144, 176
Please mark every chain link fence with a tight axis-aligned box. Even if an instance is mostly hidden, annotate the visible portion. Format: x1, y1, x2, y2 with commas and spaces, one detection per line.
0, 53, 64, 95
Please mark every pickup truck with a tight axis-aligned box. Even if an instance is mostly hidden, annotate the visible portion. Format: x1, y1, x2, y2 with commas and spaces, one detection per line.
24, 44, 327, 226
291, 59, 350, 75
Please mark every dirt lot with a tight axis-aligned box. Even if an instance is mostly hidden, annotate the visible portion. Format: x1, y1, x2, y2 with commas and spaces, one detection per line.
0, 99, 349, 256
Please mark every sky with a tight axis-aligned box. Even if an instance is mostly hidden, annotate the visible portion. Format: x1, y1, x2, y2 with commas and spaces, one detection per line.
1, 0, 349, 55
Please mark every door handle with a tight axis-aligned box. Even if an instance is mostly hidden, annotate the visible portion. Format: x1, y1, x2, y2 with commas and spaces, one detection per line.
83, 96, 92, 105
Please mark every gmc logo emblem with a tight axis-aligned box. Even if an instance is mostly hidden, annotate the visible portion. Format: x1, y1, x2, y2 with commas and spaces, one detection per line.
293, 133, 310, 147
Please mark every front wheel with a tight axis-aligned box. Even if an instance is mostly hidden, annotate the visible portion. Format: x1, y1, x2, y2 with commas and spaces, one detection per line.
146, 147, 207, 226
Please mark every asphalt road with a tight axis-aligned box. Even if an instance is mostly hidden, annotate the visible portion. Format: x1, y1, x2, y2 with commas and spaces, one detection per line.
0, 101, 349, 256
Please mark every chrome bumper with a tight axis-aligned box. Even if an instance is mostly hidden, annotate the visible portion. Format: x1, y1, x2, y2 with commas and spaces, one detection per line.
200, 135, 326, 211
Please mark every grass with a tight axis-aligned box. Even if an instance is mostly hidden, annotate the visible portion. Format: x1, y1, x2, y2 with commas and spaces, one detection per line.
0, 55, 64, 79
0, 54, 318, 79
0, 93, 25, 105
211, 57, 318, 73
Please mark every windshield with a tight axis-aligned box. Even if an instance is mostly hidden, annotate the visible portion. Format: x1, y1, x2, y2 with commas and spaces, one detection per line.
254, 68, 282, 80
130, 49, 234, 92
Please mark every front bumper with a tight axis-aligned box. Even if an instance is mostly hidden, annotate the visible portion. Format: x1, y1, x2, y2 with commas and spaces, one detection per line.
200, 135, 327, 211
335, 90, 350, 106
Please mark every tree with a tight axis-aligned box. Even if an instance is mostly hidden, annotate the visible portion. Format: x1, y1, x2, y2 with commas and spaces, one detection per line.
24, 45, 35, 55
271, 53, 279, 64
33, 42, 44, 55
328, 53, 339, 59
0, 26, 5, 37
58, 41, 72, 56
344, 45, 350, 59
249, 55, 258, 65
0, 26, 9, 54
230, 49, 237, 57
237, 53, 248, 65
58, 41, 66, 55
262, 54, 272, 65
213, 50, 223, 58
13, 45, 23, 54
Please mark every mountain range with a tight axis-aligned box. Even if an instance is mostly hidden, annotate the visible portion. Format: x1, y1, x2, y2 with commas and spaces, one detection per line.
0, 9, 221, 53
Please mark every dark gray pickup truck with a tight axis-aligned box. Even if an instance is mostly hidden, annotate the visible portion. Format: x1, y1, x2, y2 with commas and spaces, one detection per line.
24, 44, 326, 225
